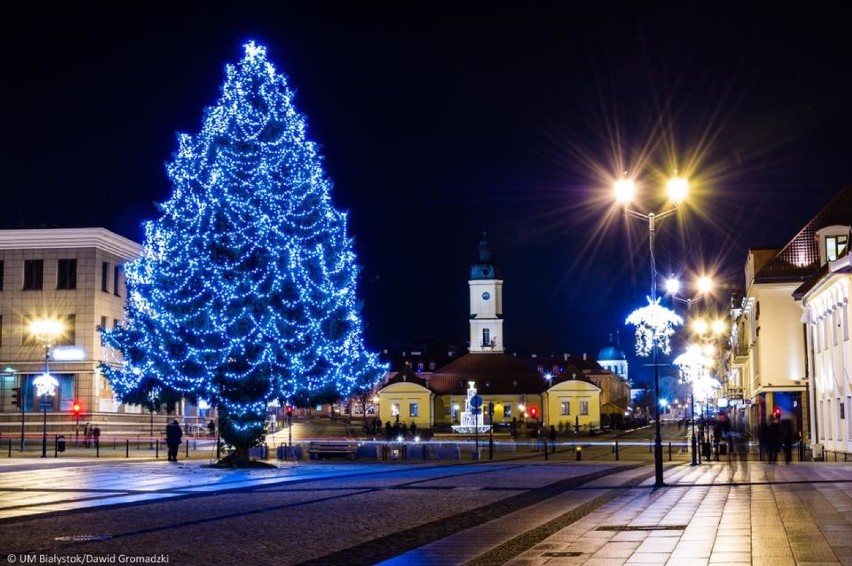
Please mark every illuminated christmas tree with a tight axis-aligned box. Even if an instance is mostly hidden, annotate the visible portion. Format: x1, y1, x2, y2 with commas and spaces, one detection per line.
101, 41, 385, 456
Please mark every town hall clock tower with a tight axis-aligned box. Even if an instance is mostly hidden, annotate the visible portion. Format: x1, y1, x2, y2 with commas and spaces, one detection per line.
468, 234, 504, 353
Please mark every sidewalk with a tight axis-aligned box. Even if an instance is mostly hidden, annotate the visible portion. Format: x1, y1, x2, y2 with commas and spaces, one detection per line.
381, 461, 852, 566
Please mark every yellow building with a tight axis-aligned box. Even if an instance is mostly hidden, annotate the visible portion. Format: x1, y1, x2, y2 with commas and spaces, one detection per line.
376, 367, 434, 429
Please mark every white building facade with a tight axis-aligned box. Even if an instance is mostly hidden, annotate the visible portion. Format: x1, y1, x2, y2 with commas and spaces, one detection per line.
798, 227, 852, 458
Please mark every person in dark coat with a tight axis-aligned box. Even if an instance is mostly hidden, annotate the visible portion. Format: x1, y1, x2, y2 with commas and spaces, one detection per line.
166, 419, 183, 462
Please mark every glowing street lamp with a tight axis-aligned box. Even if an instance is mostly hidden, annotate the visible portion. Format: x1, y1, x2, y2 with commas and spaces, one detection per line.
29, 318, 64, 458
617, 172, 687, 487
665, 275, 717, 465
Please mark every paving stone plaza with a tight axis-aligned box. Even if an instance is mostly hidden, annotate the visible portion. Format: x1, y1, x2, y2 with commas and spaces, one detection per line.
0, 454, 850, 565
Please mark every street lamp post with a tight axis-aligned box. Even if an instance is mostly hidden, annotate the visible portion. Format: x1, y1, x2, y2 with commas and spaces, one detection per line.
617, 173, 687, 488
29, 319, 63, 459
665, 275, 715, 466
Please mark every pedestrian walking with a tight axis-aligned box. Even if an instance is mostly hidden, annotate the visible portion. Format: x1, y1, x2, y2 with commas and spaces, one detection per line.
166, 419, 183, 462
768, 416, 781, 463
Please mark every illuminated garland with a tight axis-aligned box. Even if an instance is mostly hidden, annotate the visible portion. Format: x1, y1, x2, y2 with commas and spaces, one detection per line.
625, 297, 683, 356
100, 41, 386, 449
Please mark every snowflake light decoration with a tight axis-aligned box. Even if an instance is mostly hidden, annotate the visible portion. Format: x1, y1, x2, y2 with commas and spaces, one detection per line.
33, 372, 59, 397
673, 345, 709, 383
625, 296, 683, 356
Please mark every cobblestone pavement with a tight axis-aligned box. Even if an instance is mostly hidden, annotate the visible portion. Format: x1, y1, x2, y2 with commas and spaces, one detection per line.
0, 457, 850, 565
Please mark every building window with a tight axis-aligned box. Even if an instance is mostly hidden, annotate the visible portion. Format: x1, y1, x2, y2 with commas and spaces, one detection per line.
503, 404, 511, 418
101, 262, 110, 292
114, 319, 120, 328
57, 315, 76, 346
409, 402, 418, 418
429, 361, 436, 371
826, 234, 848, 262
482, 328, 490, 347
113, 265, 121, 296
580, 400, 589, 415
23, 260, 43, 290
100, 316, 108, 330
417, 362, 424, 372
834, 310, 839, 346
391, 402, 400, 417
560, 400, 571, 416
57, 259, 77, 290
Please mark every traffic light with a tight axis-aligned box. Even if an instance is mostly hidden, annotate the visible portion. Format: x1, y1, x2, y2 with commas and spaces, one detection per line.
529, 405, 539, 420
11, 387, 21, 409
285, 404, 293, 417
773, 406, 781, 419
72, 401, 82, 418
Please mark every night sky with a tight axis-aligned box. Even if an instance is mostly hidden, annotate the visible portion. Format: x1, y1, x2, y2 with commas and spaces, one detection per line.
5, 4, 852, 380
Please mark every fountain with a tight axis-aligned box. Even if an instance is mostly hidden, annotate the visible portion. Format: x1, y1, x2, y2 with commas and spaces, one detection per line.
451, 381, 491, 434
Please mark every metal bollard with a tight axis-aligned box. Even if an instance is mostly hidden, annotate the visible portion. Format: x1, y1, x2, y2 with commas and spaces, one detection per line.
576, 445, 582, 461
185, 440, 190, 459
8, 438, 11, 458
614, 440, 619, 461
126, 439, 130, 458
155, 439, 159, 459
668, 442, 672, 461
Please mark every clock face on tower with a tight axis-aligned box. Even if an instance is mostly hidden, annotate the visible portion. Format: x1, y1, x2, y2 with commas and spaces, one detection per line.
482, 292, 491, 300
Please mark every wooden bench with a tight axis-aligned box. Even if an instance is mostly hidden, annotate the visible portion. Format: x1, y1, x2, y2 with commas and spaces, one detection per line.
307, 440, 357, 460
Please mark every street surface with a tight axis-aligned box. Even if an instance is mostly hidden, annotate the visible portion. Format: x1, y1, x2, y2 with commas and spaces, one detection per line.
0, 449, 850, 565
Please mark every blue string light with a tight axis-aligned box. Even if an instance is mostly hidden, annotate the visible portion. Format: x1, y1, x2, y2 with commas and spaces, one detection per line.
101, 41, 385, 448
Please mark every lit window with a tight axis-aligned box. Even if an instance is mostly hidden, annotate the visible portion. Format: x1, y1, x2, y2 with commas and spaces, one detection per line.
826, 234, 848, 262
580, 401, 589, 415
391, 402, 400, 417
409, 402, 418, 417
503, 404, 511, 418
560, 401, 570, 416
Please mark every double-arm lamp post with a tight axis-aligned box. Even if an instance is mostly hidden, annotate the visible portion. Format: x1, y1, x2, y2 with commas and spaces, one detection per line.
665, 275, 714, 466
617, 173, 687, 488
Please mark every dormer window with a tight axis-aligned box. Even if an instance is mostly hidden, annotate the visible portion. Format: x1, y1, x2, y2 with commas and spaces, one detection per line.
826, 234, 848, 262
816, 225, 851, 264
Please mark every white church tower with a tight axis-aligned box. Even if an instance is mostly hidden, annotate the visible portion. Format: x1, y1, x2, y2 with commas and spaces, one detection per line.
468, 234, 504, 353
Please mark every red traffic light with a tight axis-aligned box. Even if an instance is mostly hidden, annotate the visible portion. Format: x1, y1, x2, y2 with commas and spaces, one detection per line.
773, 407, 781, 418
72, 402, 82, 416
285, 405, 293, 416
528, 405, 539, 419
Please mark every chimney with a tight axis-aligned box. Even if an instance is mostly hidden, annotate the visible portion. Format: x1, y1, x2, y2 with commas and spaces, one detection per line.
583, 352, 587, 361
